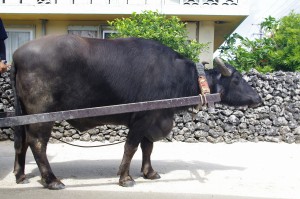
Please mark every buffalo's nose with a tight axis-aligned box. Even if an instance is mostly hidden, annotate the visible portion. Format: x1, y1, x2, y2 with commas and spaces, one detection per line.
256, 95, 263, 104
250, 95, 263, 108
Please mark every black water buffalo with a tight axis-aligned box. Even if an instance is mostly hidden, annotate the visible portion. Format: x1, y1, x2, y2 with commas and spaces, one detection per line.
11, 35, 261, 189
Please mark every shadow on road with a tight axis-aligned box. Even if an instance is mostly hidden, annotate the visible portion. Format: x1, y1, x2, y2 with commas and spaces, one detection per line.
25, 159, 244, 185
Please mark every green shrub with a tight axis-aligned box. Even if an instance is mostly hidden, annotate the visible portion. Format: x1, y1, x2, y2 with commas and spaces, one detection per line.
269, 12, 300, 71
108, 10, 208, 63
220, 33, 275, 73
219, 12, 300, 73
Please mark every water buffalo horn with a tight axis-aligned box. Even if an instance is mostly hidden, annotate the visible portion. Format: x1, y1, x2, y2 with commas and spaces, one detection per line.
201, 61, 209, 67
213, 57, 232, 76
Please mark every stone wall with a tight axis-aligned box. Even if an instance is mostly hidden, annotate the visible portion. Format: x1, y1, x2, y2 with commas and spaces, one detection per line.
1, 69, 299, 143
0, 71, 14, 141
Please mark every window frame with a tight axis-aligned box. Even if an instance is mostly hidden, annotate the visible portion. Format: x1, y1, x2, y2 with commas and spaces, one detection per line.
4, 26, 35, 63
102, 30, 117, 39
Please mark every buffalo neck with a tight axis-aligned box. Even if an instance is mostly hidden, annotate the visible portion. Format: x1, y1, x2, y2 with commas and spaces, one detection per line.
204, 69, 220, 94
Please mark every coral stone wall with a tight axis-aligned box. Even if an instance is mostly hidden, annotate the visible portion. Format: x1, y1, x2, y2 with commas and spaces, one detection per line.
1, 70, 299, 143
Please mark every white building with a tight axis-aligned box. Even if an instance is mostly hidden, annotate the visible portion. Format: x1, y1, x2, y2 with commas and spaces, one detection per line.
0, 0, 249, 66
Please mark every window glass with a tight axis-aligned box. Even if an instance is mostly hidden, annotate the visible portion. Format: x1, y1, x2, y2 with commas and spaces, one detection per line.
5, 29, 33, 63
68, 26, 98, 38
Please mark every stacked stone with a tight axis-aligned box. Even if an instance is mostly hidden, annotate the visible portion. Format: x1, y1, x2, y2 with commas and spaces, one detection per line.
0, 71, 14, 141
50, 121, 128, 143
0, 69, 300, 143
171, 69, 300, 144
248, 70, 300, 143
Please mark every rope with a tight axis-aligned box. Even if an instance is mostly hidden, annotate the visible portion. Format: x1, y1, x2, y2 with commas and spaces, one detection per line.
50, 136, 126, 148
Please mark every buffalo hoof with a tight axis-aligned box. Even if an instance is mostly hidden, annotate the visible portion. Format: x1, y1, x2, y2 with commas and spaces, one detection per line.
41, 178, 65, 190
47, 182, 65, 190
119, 176, 136, 187
16, 175, 30, 184
143, 171, 161, 180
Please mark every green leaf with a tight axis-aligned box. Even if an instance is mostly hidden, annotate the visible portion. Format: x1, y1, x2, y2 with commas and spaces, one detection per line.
108, 10, 208, 63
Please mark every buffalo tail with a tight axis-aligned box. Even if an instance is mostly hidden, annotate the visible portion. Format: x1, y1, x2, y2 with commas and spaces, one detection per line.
10, 62, 26, 154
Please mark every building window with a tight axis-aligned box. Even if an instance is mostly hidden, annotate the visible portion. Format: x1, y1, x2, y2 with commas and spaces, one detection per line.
102, 30, 117, 39
68, 26, 99, 38
5, 27, 34, 63
100, 25, 117, 39
68, 25, 117, 39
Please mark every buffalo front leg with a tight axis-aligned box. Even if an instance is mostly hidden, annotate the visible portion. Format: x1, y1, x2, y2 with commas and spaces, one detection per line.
140, 138, 161, 180
27, 123, 65, 190
118, 112, 148, 187
118, 141, 138, 187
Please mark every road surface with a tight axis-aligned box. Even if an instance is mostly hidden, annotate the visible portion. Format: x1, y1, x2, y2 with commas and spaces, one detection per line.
1, 141, 300, 199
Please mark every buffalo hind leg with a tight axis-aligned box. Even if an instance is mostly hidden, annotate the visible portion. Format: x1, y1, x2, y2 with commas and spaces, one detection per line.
27, 123, 65, 190
140, 138, 160, 180
13, 140, 29, 184
13, 125, 29, 184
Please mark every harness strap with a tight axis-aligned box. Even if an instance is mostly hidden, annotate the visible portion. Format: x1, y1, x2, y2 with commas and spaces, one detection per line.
198, 76, 210, 96
195, 62, 216, 113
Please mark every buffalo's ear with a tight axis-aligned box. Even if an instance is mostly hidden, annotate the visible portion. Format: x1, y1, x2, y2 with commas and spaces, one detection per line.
213, 57, 232, 77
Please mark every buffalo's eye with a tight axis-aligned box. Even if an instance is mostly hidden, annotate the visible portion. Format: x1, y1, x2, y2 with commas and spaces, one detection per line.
232, 76, 240, 85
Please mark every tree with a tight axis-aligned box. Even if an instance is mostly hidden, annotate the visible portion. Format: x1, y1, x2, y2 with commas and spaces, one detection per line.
219, 11, 300, 72
219, 33, 275, 73
269, 12, 300, 71
108, 10, 208, 63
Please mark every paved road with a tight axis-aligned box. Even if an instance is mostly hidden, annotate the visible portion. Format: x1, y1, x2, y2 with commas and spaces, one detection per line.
1, 141, 300, 199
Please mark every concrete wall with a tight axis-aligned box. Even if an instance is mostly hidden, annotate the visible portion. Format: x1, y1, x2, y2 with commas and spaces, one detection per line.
198, 21, 215, 68
5, 20, 107, 37
4, 20, 215, 63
